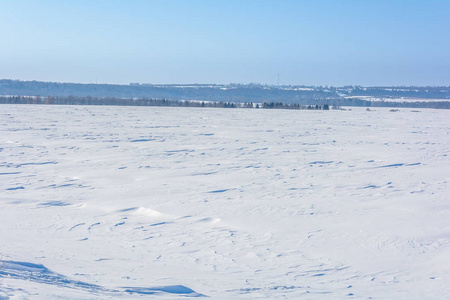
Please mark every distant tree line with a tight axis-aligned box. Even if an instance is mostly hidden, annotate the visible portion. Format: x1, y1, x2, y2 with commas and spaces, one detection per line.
1, 95, 448, 109
0, 95, 330, 110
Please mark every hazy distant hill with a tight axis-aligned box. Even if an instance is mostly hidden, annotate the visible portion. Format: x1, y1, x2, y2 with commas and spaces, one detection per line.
0, 80, 336, 103
1, 79, 449, 108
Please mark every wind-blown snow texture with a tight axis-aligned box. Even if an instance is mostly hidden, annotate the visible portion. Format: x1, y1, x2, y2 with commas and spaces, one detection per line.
1, 105, 449, 299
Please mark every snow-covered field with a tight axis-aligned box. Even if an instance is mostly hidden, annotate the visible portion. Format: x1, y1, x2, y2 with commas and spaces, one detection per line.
1, 105, 449, 299
343, 96, 450, 103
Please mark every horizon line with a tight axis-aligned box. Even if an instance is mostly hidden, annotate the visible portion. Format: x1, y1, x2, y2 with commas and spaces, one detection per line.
1, 79, 449, 88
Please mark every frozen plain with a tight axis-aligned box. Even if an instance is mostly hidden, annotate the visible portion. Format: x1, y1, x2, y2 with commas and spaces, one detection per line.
0, 104, 449, 299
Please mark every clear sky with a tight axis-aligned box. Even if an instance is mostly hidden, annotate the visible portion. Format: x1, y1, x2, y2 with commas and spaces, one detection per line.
1, 0, 449, 86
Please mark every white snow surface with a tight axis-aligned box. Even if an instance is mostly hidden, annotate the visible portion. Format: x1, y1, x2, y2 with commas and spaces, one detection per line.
1, 105, 449, 299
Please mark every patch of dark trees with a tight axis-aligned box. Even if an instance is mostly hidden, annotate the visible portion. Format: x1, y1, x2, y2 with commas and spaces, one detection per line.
261, 102, 329, 110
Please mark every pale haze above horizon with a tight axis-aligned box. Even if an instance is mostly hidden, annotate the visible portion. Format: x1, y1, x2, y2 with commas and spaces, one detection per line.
1, 0, 449, 86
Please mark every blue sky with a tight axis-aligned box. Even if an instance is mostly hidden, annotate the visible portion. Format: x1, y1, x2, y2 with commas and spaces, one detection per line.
1, 0, 449, 86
